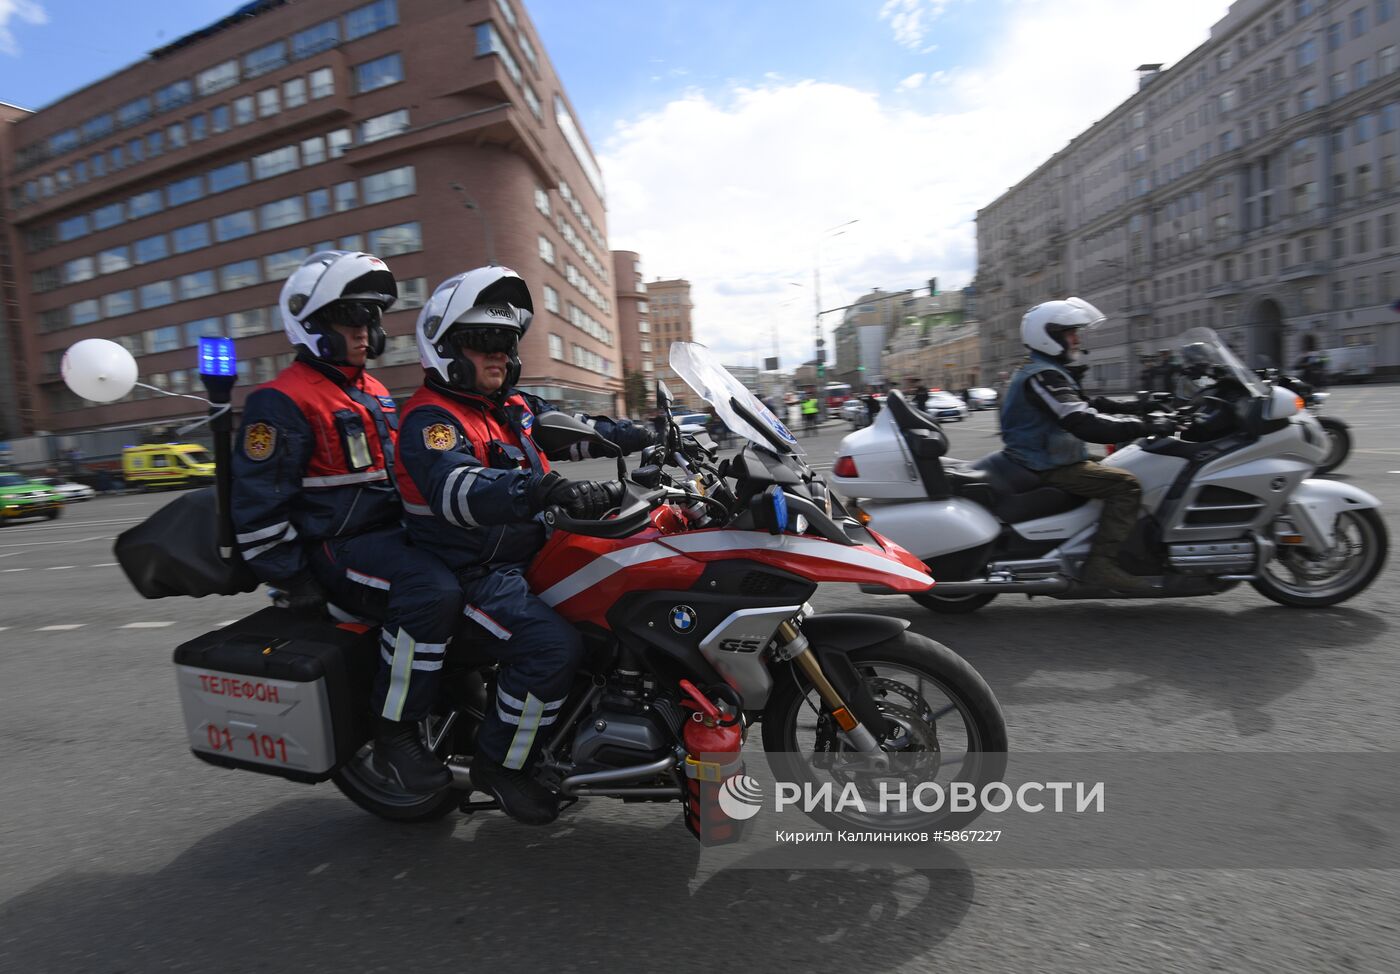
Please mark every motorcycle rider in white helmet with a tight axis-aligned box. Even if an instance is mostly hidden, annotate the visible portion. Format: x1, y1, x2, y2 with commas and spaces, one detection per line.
394, 265, 655, 824
1000, 297, 1177, 593
231, 250, 462, 793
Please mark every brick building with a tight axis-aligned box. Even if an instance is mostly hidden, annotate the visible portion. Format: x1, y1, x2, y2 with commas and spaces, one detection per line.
0, 0, 623, 437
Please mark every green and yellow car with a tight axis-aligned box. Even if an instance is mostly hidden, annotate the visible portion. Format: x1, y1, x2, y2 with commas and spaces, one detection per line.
0, 472, 64, 524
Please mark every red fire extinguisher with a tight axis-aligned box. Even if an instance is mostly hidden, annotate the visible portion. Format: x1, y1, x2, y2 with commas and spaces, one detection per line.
679, 679, 746, 845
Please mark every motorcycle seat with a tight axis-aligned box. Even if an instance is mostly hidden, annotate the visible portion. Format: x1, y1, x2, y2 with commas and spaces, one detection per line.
944, 451, 1086, 523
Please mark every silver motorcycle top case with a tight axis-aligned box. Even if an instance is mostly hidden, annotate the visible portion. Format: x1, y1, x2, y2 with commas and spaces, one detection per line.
173, 607, 377, 784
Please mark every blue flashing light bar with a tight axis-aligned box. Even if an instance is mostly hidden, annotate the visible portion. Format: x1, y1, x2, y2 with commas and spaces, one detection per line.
198, 336, 236, 377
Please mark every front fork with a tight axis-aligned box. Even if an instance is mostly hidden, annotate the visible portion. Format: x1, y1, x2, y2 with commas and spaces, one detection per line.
775, 620, 886, 756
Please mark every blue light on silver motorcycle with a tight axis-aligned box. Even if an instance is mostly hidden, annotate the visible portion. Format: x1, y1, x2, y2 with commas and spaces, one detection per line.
772, 487, 789, 532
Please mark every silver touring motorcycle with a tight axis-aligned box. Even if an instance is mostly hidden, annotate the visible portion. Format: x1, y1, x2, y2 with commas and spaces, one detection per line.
832, 328, 1387, 613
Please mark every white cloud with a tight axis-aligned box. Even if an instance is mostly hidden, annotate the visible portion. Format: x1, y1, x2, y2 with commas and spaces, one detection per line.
0, 0, 46, 56
880, 0, 954, 52
897, 72, 926, 90
600, 0, 1231, 367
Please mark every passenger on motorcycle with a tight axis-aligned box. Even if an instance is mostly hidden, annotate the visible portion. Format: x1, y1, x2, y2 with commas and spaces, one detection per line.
1001, 298, 1177, 594
396, 266, 654, 824
230, 250, 463, 793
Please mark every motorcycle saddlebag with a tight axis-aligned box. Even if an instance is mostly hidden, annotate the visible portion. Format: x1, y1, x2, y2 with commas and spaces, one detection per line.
173, 606, 377, 784
115, 487, 259, 599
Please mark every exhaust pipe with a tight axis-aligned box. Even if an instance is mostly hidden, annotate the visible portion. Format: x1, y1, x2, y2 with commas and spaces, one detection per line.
558, 752, 680, 797
927, 577, 1071, 595
447, 758, 473, 790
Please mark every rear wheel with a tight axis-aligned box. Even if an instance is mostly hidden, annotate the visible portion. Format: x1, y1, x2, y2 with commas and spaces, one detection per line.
45, 508, 61, 520
910, 589, 997, 613
332, 710, 472, 822
1315, 416, 1350, 475
1251, 509, 1387, 607
762, 632, 1007, 831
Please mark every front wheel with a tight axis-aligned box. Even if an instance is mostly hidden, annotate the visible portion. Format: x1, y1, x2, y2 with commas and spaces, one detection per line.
762, 632, 1007, 831
1315, 416, 1351, 475
1251, 509, 1387, 607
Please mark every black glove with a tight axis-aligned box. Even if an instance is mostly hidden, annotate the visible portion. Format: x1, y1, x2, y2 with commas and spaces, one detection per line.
1144, 415, 1178, 437
532, 473, 622, 519
274, 572, 328, 613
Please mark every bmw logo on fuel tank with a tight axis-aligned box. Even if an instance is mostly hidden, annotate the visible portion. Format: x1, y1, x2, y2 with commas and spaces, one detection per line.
669, 604, 697, 633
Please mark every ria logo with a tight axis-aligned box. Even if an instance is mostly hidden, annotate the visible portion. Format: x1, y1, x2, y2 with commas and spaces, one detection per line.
716, 774, 764, 821
669, 604, 697, 633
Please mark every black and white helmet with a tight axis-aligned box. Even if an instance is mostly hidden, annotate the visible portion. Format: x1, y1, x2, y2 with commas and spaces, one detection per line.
1020, 297, 1104, 362
279, 251, 397, 362
416, 266, 533, 391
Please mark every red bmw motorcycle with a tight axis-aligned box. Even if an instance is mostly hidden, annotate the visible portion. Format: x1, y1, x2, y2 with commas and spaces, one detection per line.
167, 345, 1007, 836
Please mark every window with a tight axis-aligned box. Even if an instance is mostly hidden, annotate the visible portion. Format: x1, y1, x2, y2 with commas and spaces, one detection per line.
103, 290, 135, 317
519, 33, 539, 75
292, 20, 339, 60
359, 109, 409, 143
284, 77, 307, 109
354, 53, 403, 93
1357, 114, 1375, 144
62, 257, 95, 284
117, 96, 151, 128
534, 187, 550, 216
554, 96, 605, 198
90, 153, 106, 178
92, 202, 124, 230
1353, 7, 1369, 37
145, 325, 180, 353
260, 196, 305, 230
361, 165, 415, 204
1328, 22, 1344, 51
1332, 280, 1347, 309
338, 234, 364, 252
220, 259, 261, 291
1381, 0, 1396, 25
310, 67, 335, 99
1332, 226, 1346, 257
178, 270, 217, 300
145, 130, 165, 157
183, 318, 223, 346
543, 286, 560, 312
197, 61, 239, 96
1357, 275, 1372, 306
208, 161, 250, 193
227, 307, 269, 337
70, 298, 100, 325
98, 246, 131, 274
140, 280, 175, 310
234, 96, 255, 126
134, 234, 168, 264
1382, 212, 1396, 247
1331, 72, 1347, 100
257, 87, 280, 118
166, 122, 186, 149
1354, 60, 1372, 89
166, 176, 203, 207
1382, 46, 1399, 76
253, 145, 299, 179
301, 135, 326, 166
57, 215, 90, 242
523, 83, 542, 121
306, 187, 331, 219
1302, 234, 1316, 260
548, 334, 564, 359
345, 0, 397, 41
1297, 39, 1318, 68
172, 222, 211, 254
333, 180, 358, 211
155, 79, 193, 113
397, 276, 428, 309
1355, 220, 1370, 252
475, 23, 521, 85
328, 128, 353, 158
264, 247, 310, 280
538, 235, 555, 264
210, 105, 230, 134
214, 210, 256, 242
367, 221, 422, 256
243, 40, 287, 79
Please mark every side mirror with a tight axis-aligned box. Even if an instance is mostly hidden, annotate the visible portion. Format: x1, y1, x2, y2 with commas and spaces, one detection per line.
657, 380, 675, 410
531, 411, 618, 456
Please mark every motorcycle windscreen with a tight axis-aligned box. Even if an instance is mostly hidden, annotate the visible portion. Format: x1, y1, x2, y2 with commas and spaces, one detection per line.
669, 341, 804, 455
114, 487, 259, 599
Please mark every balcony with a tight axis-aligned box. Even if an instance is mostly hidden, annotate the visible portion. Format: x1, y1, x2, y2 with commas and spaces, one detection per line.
1278, 261, 1326, 281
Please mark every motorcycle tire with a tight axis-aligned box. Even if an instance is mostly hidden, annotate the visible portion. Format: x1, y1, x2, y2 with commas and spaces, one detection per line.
761, 631, 1007, 832
1315, 416, 1350, 475
332, 711, 470, 823
910, 590, 997, 614
1250, 508, 1387, 608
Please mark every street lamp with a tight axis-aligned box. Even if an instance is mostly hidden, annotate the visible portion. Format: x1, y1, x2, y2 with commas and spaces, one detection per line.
814, 219, 858, 385
450, 182, 496, 264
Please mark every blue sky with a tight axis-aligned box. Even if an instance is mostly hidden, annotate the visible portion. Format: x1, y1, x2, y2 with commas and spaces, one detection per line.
0, 0, 1233, 368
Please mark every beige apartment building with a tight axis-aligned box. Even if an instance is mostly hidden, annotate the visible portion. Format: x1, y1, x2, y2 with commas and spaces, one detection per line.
978, 0, 1400, 392
647, 278, 694, 395
611, 249, 655, 414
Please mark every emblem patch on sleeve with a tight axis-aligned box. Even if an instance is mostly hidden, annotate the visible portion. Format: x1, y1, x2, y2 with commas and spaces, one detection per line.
243, 423, 277, 461
423, 423, 459, 451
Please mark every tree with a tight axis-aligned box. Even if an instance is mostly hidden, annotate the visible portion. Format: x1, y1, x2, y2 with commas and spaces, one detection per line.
622, 367, 650, 417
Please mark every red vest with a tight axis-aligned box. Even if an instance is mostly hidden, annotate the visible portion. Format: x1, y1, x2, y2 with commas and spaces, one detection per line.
264, 360, 395, 486
397, 386, 550, 508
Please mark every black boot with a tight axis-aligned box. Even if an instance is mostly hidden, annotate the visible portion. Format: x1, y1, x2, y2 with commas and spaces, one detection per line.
471, 750, 560, 826
373, 718, 453, 792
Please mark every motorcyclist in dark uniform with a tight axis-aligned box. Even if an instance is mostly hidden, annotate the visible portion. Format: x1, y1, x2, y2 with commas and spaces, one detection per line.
1000, 298, 1176, 593
230, 250, 462, 793
395, 266, 654, 824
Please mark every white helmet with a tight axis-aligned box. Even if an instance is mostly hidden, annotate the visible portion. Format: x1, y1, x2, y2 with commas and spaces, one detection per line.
279, 251, 397, 362
1021, 297, 1105, 361
416, 266, 533, 392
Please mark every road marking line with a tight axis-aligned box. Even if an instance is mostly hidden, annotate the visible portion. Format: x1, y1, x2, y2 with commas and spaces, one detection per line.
217, 620, 239, 627
91, 562, 119, 567
309, 863, 329, 875
1, 568, 29, 573
45, 566, 76, 571
36, 624, 86, 631
121, 621, 175, 629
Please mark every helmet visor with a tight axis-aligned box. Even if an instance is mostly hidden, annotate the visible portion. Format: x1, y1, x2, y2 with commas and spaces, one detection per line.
315, 300, 383, 330
452, 326, 519, 356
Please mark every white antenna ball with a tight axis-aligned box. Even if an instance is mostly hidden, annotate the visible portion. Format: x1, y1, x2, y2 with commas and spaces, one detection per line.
61, 339, 138, 403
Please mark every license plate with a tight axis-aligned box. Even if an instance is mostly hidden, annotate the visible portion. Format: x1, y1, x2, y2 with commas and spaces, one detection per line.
175, 664, 337, 774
